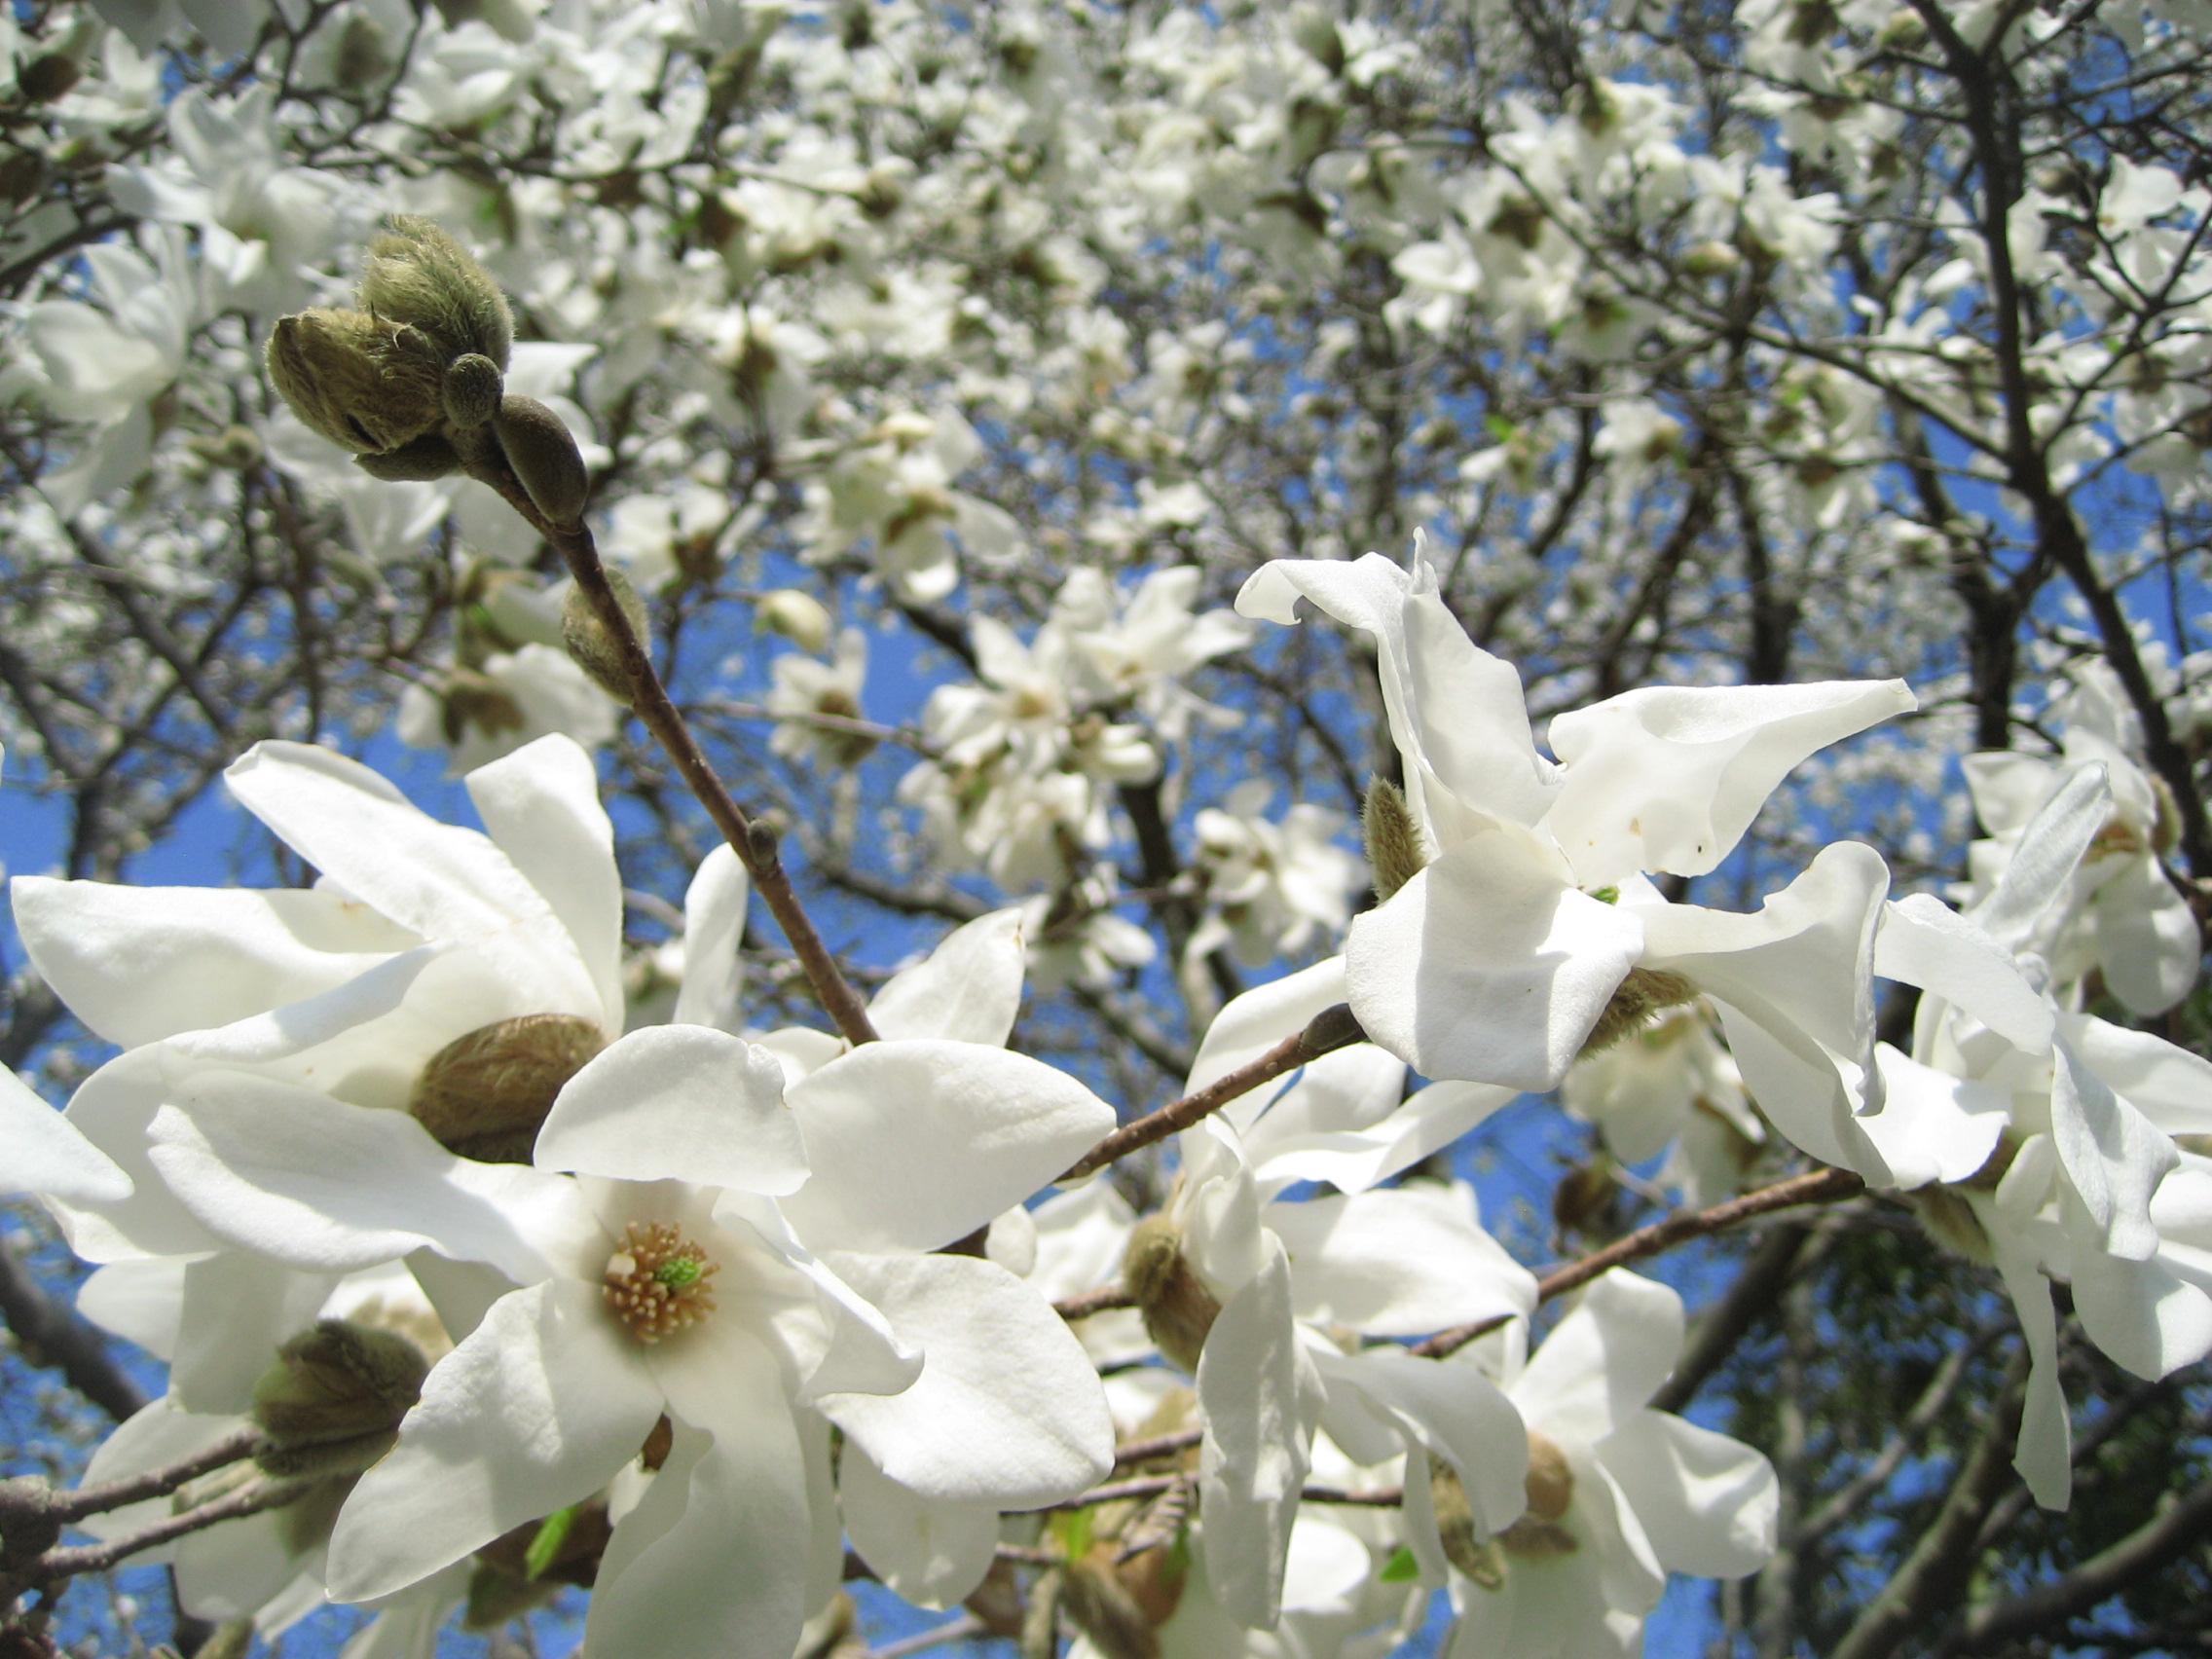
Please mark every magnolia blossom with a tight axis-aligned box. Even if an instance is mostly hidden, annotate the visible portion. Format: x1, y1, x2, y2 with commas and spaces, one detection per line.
1960, 660, 2198, 1014
1236, 546, 1917, 1177
1188, 780, 1363, 970
1440, 1272, 1778, 1658
1561, 1005, 1762, 1206
766, 626, 877, 770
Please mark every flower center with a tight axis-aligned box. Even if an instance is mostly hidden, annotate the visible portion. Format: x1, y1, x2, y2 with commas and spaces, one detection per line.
603, 1222, 719, 1343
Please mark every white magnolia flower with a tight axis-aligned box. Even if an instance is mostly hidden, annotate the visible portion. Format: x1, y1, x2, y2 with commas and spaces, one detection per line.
1960, 660, 2198, 1014
1236, 546, 1915, 1175
396, 645, 619, 774
767, 626, 876, 770
1442, 1272, 1778, 1659
1189, 781, 1363, 969
1561, 1005, 1763, 1207
1052, 565, 1256, 742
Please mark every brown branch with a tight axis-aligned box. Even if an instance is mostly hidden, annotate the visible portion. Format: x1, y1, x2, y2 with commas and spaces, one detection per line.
51, 1427, 264, 1524
34, 1478, 308, 1584
1411, 1166, 1867, 1359
1109, 1427, 1203, 1467
1055, 1285, 1138, 1321
0, 1235, 148, 1423
1031, 1476, 1403, 1513
1060, 1003, 1366, 1180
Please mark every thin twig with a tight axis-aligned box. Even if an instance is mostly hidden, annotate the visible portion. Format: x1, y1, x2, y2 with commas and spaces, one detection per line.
1061, 1004, 1366, 1180
1412, 1166, 1867, 1359
1054, 1285, 1137, 1321
51, 1427, 264, 1524
35, 1478, 308, 1582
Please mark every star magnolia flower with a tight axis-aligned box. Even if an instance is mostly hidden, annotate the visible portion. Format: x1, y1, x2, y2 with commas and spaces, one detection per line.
1235, 547, 1915, 1163
1960, 660, 2197, 1014
1442, 1272, 1778, 1659
1561, 1006, 1762, 1207
13, 733, 633, 1265
1874, 768, 2212, 1507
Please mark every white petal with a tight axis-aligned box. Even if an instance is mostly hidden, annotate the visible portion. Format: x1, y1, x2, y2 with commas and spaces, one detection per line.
1196, 1237, 1324, 1629
838, 1440, 1001, 1608
672, 843, 748, 1032
1325, 1346, 1528, 1532
2093, 855, 2200, 1015
1992, 1232, 2071, 1509
1346, 827, 1642, 1091
54, 1049, 222, 1262
1264, 1185, 1534, 1336
1515, 1271, 1682, 1445
1859, 1047, 2011, 1191
2049, 1032, 2175, 1262
585, 1396, 808, 1659
1971, 763, 2109, 950
817, 1251, 1112, 1505
868, 909, 1027, 1047
1874, 893, 2054, 1054
327, 1279, 662, 1602
0, 1063, 130, 1204
1254, 1079, 1515, 1196
77, 1258, 186, 1359
223, 743, 599, 1019
782, 1041, 1114, 1253
1597, 1412, 1777, 1578
11, 875, 414, 1048
712, 1193, 922, 1401
2068, 1234, 2212, 1380
464, 734, 625, 1035
148, 1084, 590, 1282
536, 1026, 805, 1196
1544, 679, 1915, 884
2066, 1015, 2212, 1137
170, 1253, 335, 1415
1242, 1044, 1407, 1158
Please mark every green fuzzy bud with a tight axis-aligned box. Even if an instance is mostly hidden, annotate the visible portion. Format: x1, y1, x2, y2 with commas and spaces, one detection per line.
252, 1319, 429, 1479
410, 1013, 608, 1163
267, 309, 446, 456
1578, 966, 1699, 1058
562, 567, 651, 706
358, 216, 513, 370
496, 394, 591, 528
442, 351, 506, 428
1362, 775, 1430, 902
354, 430, 463, 482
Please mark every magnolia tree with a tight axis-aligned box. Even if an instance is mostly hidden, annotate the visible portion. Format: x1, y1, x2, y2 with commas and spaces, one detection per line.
1, 0, 2211, 1656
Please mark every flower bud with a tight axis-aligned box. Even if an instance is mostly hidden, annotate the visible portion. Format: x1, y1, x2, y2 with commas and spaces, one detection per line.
357, 215, 513, 371
442, 351, 505, 428
410, 1013, 608, 1163
1121, 1215, 1221, 1374
562, 568, 651, 706
759, 588, 833, 655
496, 394, 591, 527
354, 430, 463, 482
267, 309, 446, 456
1911, 1185, 1993, 1264
1579, 967, 1699, 1058
1429, 1456, 1507, 1588
1061, 1548, 1162, 1659
252, 1319, 429, 1478
1362, 774, 1429, 901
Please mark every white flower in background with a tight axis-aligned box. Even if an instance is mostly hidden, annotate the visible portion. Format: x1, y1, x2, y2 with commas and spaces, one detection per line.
1237, 545, 1917, 1180
600, 482, 730, 594
1561, 1006, 1763, 1207
1053, 566, 1256, 741
800, 409, 1023, 602
1189, 780, 1362, 969
397, 647, 618, 776
1960, 659, 2199, 1015
1021, 866, 1160, 993
1441, 1272, 1778, 1659
767, 627, 877, 770
20, 232, 196, 516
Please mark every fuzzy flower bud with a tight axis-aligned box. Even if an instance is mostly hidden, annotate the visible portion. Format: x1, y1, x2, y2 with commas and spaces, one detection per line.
357, 215, 513, 371
1121, 1215, 1221, 1374
266, 309, 446, 456
409, 1013, 608, 1163
252, 1319, 429, 1478
496, 394, 592, 528
1362, 774, 1429, 901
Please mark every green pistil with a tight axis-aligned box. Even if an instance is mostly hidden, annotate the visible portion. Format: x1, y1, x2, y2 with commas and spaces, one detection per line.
1589, 885, 1620, 904
654, 1256, 704, 1288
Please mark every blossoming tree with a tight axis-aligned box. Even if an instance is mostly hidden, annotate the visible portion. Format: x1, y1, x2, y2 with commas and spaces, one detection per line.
1, 1, 2211, 1656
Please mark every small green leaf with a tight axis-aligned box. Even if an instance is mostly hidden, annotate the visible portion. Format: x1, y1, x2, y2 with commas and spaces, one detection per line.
1380, 1544, 1419, 1583
524, 1503, 581, 1579
1588, 885, 1620, 904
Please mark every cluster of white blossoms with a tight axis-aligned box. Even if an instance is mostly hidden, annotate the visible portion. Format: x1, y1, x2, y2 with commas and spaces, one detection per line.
7, 519, 2201, 1659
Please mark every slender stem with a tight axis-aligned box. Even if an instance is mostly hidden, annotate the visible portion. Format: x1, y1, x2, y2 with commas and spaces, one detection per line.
1061, 1004, 1365, 1181
1054, 1285, 1136, 1321
1032, 1476, 1403, 1513
36, 1478, 308, 1583
539, 516, 879, 1046
1110, 1427, 1203, 1467
51, 1427, 264, 1523
1412, 1166, 1866, 1359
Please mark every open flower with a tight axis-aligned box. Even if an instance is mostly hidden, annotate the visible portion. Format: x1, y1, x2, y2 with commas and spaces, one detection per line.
1236, 546, 1914, 1166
